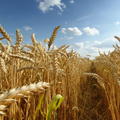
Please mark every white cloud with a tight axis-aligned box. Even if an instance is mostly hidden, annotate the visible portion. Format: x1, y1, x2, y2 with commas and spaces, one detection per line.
23, 26, 32, 30
92, 38, 117, 48
84, 38, 118, 57
94, 41, 101, 44
116, 22, 120, 26
84, 46, 98, 53
74, 42, 83, 49
38, 0, 66, 13
61, 27, 83, 35
65, 37, 120, 60
57, 11, 62, 15
70, 0, 74, 3
83, 27, 99, 35
72, 37, 118, 60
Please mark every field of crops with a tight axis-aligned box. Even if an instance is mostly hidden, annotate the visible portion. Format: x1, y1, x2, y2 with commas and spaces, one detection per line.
0, 24, 120, 120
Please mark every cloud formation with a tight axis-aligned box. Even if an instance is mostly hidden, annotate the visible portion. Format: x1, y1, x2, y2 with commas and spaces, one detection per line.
37, 0, 66, 13
70, 0, 74, 3
91, 38, 116, 48
61, 27, 83, 35
83, 27, 99, 35
74, 42, 83, 49
23, 26, 32, 30
84, 37, 117, 55
67, 37, 118, 60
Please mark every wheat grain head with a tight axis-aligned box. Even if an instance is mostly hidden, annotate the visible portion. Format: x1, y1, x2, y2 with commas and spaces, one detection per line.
115, 36, 120, 42
48, 26, 60, 51
31, 33, 38, 46
0, 24, 13, 45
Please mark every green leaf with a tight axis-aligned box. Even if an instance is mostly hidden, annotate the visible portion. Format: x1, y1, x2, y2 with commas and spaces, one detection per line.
33, 94, 46, 120
46, 94, 63, 120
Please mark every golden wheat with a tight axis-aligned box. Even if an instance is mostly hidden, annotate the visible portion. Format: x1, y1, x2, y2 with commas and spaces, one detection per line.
0, 23, 119, 119
8, 53, 36, 66
0, 24, 12, 45
0, 58, 7, 74
48, 25, 60, 51
0, 42, 6, 51
115, 35, 120, 42
0, 81, 49, 115
21, 43, 35, 51
0, 37, 5, 41
6, 41, 11, 53
31, 33, 38, 46
44, 38, 49, 43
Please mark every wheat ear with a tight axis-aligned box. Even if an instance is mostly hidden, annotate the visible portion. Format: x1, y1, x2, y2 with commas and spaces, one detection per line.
0, 50, 10, 61
31, 33, 38, 46
8, 53, 36, 67
83, 73, 105, 89
48, 26, 60, 51
54, 44, 66, 54
14, 30, 23, 55
44, 38, 50, 52
114, 36, 120, 42
16, 66, 37, 72
0, 82, 50, 115
6, 41, 12, 53
0, 24, 13, 45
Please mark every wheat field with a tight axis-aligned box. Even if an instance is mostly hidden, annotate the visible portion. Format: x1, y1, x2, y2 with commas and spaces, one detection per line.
0, 24, 120, 120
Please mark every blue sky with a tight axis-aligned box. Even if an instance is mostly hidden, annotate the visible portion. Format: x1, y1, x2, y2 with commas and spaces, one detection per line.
0, 0, 120, 60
